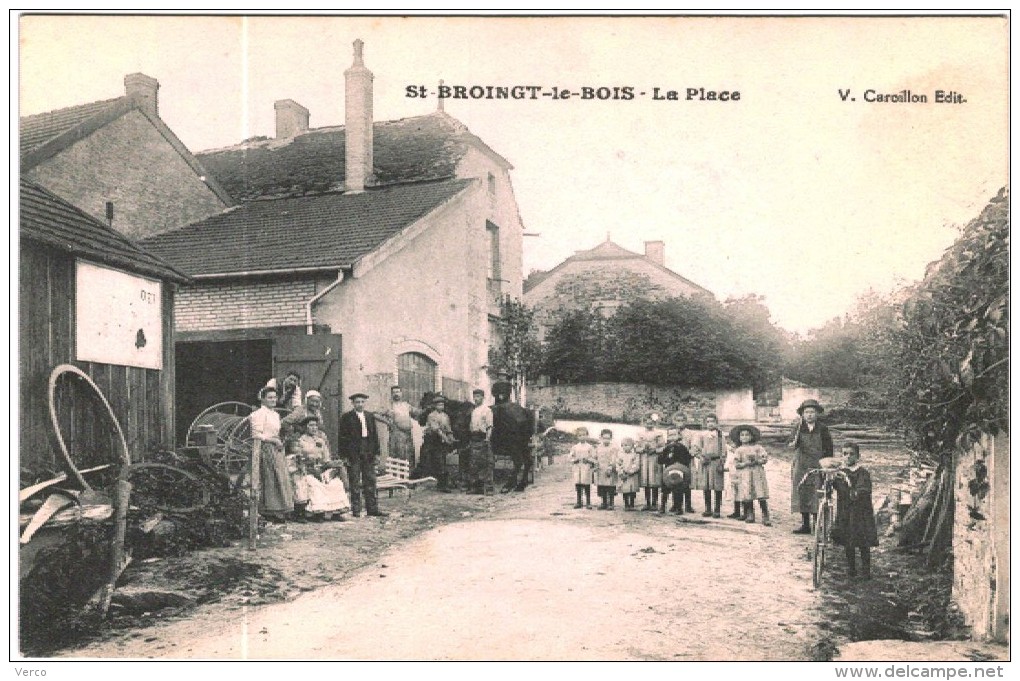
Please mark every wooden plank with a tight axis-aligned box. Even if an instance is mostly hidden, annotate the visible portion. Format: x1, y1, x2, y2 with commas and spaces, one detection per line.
161, 289, 175, 450
20, 246, 45, 471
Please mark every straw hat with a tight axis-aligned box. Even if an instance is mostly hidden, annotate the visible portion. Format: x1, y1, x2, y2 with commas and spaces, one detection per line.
663, 463, 690, 486
729, 424, 762, 445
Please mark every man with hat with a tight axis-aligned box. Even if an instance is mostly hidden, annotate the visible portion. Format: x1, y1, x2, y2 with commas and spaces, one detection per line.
789, 399, 833, 534
281, 389, 325, 440
338, 392, 387, 517
490, 381, 535, 493
423, 394, 456, 492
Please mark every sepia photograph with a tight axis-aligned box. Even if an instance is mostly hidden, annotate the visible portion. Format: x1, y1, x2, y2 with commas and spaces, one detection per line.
13, 12, 1009, 667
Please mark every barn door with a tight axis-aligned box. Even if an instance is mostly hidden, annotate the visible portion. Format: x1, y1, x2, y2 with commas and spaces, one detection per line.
273, 334, 342, 448
398, 352, 437, 409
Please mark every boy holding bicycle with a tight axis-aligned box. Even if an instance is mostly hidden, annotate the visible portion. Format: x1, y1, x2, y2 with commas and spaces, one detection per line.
832, 442, 879, 580
790, 399, 833, 534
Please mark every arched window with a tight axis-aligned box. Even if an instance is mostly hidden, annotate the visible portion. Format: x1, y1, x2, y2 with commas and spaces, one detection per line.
398, 352, 437, 408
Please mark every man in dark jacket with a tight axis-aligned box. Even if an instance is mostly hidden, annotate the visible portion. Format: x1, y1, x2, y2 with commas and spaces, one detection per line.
490, 381, 534, 493
337, 393, 386, 517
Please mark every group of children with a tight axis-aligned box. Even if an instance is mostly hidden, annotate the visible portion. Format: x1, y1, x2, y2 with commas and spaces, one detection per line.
568, 415, 773, 525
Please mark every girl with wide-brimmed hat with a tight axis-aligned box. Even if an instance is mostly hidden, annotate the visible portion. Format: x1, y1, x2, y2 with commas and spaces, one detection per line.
729, 425, 771, 526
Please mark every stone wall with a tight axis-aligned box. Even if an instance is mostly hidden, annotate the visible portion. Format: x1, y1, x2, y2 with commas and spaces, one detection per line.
528, 382, 725, 425
951, 433, 1009, 642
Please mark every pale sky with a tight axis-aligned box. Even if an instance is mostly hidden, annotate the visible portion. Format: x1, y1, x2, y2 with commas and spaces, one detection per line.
16, 14, 1008, 334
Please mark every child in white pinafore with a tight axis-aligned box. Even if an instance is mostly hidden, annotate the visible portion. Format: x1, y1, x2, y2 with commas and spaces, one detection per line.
729, 425, 772, 526
569, 427, 596, 509
636, 417, 663, 511
594, 428, 622, 510
617, 437, 642, 511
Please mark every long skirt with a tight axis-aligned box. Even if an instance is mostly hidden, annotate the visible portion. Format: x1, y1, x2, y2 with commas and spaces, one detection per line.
639, 452, 662, 488
305, 471, 351, 513
740, 464, 769, 501
259, 442, 294, 514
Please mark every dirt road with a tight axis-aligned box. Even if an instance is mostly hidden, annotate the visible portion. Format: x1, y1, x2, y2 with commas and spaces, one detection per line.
62, 451, 830, 661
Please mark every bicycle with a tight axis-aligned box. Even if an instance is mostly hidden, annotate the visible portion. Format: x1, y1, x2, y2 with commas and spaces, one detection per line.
799, 464, 849, 589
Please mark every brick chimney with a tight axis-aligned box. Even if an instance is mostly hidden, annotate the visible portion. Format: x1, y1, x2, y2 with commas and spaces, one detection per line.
274, 99, 309, 139
124, 73, 159, 118
344, 39, 374, 193
644, 240, 665, 267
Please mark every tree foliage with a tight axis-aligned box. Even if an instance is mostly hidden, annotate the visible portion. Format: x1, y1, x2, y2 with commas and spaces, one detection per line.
885, 189, 1009, 454
487, 297, 543, 400
541, 294, 786, 390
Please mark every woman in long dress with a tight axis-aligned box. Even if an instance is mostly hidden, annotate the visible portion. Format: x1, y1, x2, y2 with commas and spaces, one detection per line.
250, 386, 294, 523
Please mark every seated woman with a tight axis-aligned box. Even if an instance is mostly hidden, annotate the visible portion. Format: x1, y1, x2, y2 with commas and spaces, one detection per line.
296, 417, 351, 522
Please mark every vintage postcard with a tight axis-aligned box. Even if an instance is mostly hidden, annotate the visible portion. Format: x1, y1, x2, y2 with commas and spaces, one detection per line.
14, 12, 1009, 668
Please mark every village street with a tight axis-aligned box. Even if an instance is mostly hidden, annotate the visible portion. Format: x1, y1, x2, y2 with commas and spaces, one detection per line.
61, 448, 834, 661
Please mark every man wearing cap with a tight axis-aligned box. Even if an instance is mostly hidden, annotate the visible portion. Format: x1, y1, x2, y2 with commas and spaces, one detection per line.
377, 386, 422, 470
281, 389, 325, 440
789, 399, 833, 534
338, 393, 386, 517
491, 381, 535, 493
466, 388, 494, 494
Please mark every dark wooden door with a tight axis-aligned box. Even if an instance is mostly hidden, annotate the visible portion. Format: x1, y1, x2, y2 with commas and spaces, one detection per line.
398, 352, 436, 409
273, 334, 343, 448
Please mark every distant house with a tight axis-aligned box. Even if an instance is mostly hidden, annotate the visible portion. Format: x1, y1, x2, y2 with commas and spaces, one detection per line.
524, 236, 713, 339
19, 179, 189, 473
140, 41, 525, 447
20, 72, 232, 240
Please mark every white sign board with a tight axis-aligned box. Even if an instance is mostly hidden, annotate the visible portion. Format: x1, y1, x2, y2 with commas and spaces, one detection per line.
75, 260, 163, 370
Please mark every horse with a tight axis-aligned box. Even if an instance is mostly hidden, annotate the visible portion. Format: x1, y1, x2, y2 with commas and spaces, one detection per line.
492, 397, 535, 492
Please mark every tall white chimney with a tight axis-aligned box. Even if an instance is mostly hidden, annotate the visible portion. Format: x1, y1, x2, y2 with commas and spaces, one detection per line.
275, 99, 309, 139
644, 240, 665, 267
344, 39, 374, 193
124, 73, 159, 118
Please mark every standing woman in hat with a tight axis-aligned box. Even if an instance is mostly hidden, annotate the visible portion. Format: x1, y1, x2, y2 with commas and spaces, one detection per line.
250, 386, 294, 523
789, 399, 834, 534
730, 425, 771, 525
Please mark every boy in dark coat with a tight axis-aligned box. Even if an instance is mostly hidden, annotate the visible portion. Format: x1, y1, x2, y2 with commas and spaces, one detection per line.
658, 428, 692, 515
832, 442, 880, 580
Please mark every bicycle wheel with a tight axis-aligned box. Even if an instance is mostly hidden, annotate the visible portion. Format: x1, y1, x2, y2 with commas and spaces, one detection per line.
812, 502, 831, 588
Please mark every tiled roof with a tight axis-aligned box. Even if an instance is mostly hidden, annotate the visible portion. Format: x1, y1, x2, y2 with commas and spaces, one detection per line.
524, 239, 713, 296
20, 97, 122, 157
570, 240, 645, 261
20, 178, 189, 283
197, 112, 508, 201
139, 178, 474, 277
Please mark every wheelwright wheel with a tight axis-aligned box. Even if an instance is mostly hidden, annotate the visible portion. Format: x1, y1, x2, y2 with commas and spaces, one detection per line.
812, 503, 831, 589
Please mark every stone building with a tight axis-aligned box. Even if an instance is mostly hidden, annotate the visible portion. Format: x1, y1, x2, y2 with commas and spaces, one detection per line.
141, 41, 526, 447
20, 73, 232, 240
523, 236, 712, 339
